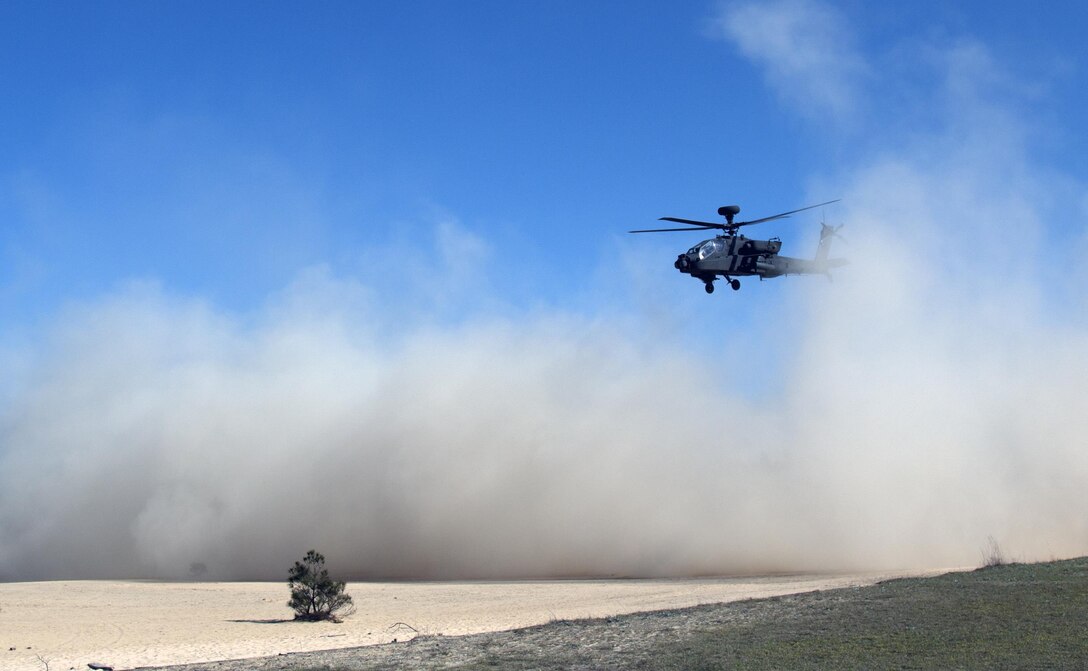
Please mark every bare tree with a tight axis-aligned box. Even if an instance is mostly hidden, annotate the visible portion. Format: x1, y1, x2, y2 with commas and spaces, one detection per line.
189, 562, 208, 579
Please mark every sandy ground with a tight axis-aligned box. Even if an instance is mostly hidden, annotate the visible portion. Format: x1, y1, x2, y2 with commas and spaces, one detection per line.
0, 572, 928, 671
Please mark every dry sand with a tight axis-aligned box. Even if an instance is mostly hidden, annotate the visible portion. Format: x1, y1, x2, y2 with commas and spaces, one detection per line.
0, 573, 928, 671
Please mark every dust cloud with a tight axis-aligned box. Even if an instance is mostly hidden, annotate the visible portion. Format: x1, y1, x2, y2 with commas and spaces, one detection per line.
2, 22, 1087, 583
0, 195, 1085, 581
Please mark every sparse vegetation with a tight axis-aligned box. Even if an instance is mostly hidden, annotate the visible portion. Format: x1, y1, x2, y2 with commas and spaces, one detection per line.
980, 534, 1007, 568
648, 559, 1088, 670
287, 550, 355, 622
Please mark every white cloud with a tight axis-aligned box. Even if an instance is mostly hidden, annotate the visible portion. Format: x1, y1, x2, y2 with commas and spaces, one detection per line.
712, 0, 869, 121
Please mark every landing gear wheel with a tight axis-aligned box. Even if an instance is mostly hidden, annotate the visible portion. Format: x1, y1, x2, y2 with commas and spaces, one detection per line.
704, 283, 715, 294
730, 279, 741, 291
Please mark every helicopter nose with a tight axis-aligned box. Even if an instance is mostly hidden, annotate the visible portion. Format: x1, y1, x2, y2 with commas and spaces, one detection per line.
675, 254, 691, 271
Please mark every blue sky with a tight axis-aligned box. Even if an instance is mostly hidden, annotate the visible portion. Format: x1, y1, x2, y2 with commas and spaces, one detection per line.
4, 1, 1083, 328
2, 2, 1088, 579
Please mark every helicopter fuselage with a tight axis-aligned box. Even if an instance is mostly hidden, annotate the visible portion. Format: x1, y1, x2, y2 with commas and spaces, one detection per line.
674, 231, 844, 293
629, 200, 845, 294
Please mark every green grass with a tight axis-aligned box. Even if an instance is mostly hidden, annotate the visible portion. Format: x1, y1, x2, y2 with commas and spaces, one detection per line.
652, 559, 1088, 670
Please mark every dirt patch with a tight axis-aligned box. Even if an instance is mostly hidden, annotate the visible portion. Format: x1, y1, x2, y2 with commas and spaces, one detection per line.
0, 573, 921, 671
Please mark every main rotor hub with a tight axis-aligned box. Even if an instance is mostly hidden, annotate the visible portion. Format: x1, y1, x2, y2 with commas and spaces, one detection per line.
717, 205, 741, 225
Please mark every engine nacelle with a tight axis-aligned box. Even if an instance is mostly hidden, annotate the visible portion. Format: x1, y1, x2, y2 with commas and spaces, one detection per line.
755, 260, 783, 277
740, 239, 780, 254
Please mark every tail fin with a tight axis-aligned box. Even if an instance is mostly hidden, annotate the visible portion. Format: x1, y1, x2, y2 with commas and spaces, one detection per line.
815, 223, 848, 279
815, 222, 839, 263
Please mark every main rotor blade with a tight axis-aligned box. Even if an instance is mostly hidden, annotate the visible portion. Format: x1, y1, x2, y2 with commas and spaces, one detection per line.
736, 199, 841, 227
658, 217, 724, 227
629, 226, 720, 233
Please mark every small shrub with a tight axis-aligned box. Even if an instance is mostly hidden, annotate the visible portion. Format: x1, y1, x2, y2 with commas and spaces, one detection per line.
288, 550, 355, 621
980, 535, 1006, 568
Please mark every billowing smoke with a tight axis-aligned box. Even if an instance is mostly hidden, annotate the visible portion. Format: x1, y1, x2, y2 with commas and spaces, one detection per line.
2, 6, 1086, 581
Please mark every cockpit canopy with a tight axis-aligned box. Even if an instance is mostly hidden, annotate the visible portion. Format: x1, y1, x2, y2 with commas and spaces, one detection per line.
690, 238, 723, 260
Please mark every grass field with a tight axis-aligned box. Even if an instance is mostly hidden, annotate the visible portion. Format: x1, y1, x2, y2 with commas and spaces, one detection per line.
647, 558, 1088, 670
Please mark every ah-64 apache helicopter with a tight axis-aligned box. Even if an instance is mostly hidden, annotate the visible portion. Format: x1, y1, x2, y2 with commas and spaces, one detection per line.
631, 199, 846, 293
